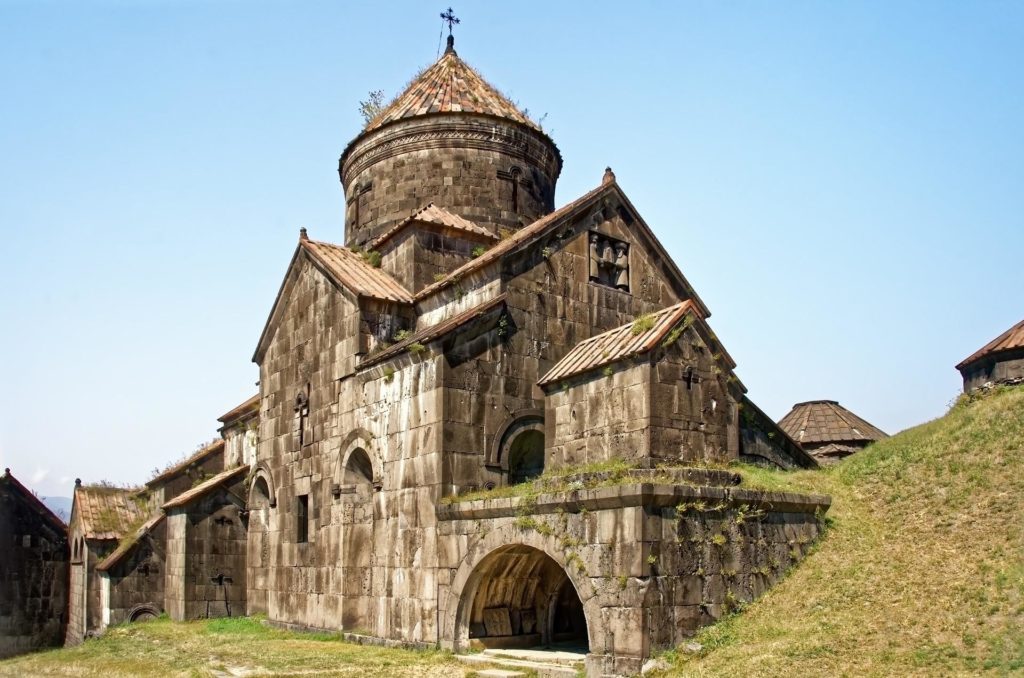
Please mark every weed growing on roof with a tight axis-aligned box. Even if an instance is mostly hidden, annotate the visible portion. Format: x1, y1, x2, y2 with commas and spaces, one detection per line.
393, 329, 411, 342
602, 365, 614, 378
471, 245, 486, 258
433, 273, 446, 282
382, 366, 395, 383
408, 342, 426, 355
631, 313, 656, 336
360, 250, 382, 268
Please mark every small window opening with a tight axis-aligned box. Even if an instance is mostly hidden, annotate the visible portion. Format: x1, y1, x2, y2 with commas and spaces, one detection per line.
296, 494, 309, 543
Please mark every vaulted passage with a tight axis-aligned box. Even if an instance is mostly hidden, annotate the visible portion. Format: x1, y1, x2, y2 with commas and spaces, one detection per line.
459, 545, 588, 651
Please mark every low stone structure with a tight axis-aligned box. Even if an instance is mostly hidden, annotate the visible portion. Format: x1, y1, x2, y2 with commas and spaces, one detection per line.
0, 469, 68, 658
777, 400, 887, 465
957, 318, 1024, 393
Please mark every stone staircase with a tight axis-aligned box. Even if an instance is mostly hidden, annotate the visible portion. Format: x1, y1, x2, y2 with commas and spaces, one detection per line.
456, 647, 585, 677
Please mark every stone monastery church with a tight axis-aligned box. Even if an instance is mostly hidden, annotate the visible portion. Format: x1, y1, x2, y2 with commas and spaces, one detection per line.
57, 33, 834, 676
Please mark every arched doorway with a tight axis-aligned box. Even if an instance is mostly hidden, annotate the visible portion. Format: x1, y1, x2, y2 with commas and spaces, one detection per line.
457, 544, 589, 651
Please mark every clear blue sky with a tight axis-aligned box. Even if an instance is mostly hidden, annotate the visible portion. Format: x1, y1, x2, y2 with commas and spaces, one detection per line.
2, 1, 1022, 498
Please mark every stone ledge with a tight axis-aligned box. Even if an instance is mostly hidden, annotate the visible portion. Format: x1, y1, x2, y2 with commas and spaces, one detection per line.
437, 483, 831, 521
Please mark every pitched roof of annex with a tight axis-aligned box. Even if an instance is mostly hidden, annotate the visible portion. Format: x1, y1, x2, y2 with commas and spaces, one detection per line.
362, 45, 540, 134
94, 512, 165, 572
161, 465, 248, 510
302, 237, 413, 304
1, 468, 67, 534
369, 203, 499, 251
956, 317, 1024, 370
538, 300, 708, 386
146, 439, 225, 488
217, 394, 259, 425
777, 400, 887, 447
73, 484, 148, 541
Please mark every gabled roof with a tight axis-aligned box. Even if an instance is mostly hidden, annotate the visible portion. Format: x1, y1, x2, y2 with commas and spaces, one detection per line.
302, 237, 413, 303
956, 317, 1024, 370
362, 44, 540, 133
162, 465, 248, 510
739, 397, 819, 469
253, 232, 414, 363
94, 512, 164, 572
539, 299, 727, 386
72, 484, 148, 540
146, 439, 225, 488
778, 400, 887, 446
358, 293, 507, 370
218, 394, 259, 425
370, 203, 499, 251
1, 468, 67, 534
413, 179, 711, 318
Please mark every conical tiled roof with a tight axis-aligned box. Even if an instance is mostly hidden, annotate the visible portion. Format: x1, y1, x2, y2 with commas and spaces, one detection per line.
778, 401, 887, 447
956, 317, 1024, 370
363, 42, 538, 133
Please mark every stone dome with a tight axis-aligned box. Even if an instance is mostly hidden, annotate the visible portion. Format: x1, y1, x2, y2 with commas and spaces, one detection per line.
338, 38, 562, 247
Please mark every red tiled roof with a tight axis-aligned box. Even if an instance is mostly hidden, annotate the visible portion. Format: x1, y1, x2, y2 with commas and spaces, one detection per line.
956, 317, 1024, 370
94, 513, 165, 572
302, 238, 413, 304
777, 401, 887, 446
364, 47, 539, 133
162, 465, 248, 510
146, 439, 225, 488
1, 469, 67, 534
217, 394, 259, 424
370, 203, 499, 251
358, 294, 507, 369
414, 182, 609, 302
73, 485, 148, 541
538, 300, 704, 386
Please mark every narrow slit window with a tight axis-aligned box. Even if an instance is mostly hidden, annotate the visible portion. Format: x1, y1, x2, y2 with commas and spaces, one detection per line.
296, 494, 309, 543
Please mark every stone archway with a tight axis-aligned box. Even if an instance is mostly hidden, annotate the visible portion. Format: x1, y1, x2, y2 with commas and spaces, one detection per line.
128, 603, 160, 623
451, 544, 590, 652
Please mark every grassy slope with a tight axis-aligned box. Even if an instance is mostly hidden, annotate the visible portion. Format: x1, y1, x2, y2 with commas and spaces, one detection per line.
0, 617, 467, 678
665, 387, 1024, 676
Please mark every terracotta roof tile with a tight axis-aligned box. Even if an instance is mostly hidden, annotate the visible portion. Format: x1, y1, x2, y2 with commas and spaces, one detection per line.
301, 238, 413, 304
161, 465, 248, 510
415, 182, 609, 302
364, 49, 538, 133
370, 203, 499, 251
538, 300, 703, 386
358, 294, 507, 369
956, 317, 1024, 369
73, 485, 148, 540
777, 401, 887, 446
146, 439, 225, 488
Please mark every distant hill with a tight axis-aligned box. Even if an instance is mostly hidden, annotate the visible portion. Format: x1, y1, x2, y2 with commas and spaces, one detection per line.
663, 386, 1024, 676
40, 496, 72, 524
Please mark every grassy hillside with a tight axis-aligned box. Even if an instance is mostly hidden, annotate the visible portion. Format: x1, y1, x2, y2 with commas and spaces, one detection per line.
663, 386, 1024, 676
0, 617, 465, 677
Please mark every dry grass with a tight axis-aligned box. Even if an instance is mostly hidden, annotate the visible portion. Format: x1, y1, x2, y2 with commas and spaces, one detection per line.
0, 616, 469, 677
658, 386, 1024, 676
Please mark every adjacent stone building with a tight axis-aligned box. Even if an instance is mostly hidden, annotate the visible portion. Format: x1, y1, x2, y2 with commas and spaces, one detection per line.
0, 469, 68, 658
956, 317, 1024, 393
242, 36, 828, 675
777, 400, 887, 465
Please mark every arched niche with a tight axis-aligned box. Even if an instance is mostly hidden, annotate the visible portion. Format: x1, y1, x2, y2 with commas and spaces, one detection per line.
333, 429, 383, 498
489, 410, 546, 485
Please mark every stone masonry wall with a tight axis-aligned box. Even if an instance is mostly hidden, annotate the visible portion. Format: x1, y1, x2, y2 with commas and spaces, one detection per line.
962, 350, 1024, 392
340, 114, 560, 247
437, 482, 830, 677
176, 488, 247, 620
105, 520, 166, 625
0, 482, 68, 658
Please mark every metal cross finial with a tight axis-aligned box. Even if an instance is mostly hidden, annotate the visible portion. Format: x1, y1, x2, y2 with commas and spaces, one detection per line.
440, 7, 460, 36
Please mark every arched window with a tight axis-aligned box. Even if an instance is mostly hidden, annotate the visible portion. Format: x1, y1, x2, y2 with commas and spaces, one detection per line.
491, 411, 546, 485
343, 448, 374, 488
507, 429, 545, 485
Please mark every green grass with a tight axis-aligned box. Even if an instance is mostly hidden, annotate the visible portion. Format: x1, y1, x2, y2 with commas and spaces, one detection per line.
656, 385, 1024, 677
0, 616, 468, 677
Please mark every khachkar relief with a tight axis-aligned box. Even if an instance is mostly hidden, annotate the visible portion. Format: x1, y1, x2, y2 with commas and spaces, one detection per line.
589, 232, 630, 291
